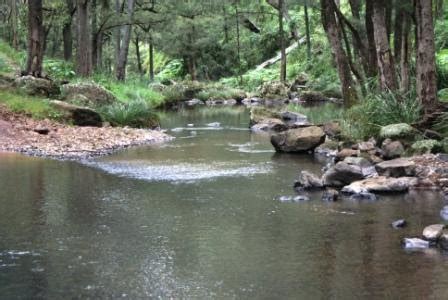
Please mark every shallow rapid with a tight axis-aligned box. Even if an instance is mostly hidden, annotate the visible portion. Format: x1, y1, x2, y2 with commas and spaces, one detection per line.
1, 106, 448, 299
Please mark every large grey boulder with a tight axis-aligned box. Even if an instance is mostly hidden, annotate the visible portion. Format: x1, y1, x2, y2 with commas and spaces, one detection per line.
375, 158, 416, 177
271, 126, 325, 153
341, 176, 418, 194
50, 100, 103, 127
422, 224, 445, 241
323, 157, 376, 187
61, 83, 116, 107
14, 75, 60, 97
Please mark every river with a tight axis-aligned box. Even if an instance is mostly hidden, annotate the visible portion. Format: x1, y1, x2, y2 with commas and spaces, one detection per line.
1, 106, 448, 299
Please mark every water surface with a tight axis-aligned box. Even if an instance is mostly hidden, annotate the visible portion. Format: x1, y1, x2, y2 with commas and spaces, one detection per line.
1, 107, 448, 299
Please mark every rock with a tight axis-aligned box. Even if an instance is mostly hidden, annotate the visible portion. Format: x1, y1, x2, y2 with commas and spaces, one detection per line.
440, 206, 448, 221
322, 189, 338, 202
323, 122, 341, 139
185, 98, 204, 106
270, 126, 326, 153
294, 171, 324, 190
344, 157, 378, 177
14, 75, 60, 97
250, 107, 280, 126
411, 139, 442, 155
402, 238, 430, 249
392, 219, 407, 229
422, 224, 445, 241
439, 230, 448, 250
381, 139, 405, 159
278, 195, 310, 202
315, 140, 339, 157
358, 140, 376, 152
322, 162, 364, 187
341, 176, 419, 194
251, 118, 287, 132
280, 111, 308, 125
380, 123, 417, 139
349, 192, 377, 201
33, 126, 50, 135
61, 83, 116, 107
50, 100, 103, 127
299, 91, 329, 102
336, 148, 360, 161
259, 81, 289, 99
207, 122, 221, 128
375, 158, 416, 177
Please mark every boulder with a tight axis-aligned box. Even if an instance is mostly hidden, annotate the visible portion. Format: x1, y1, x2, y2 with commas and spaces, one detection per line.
14, 75, 60, 97
380, 123, 418, 141
259, 81, 289, 99
411, 139, 442, 155
294, 171, 324, 190
280, 111, 308, 125
270, 126, 325, 153
402, 238, 430, 249
50, 100, 103, 127
349, 192, 377, 201
375, 158, 416, 177
322, 189, 339, 202
322, 162, 364, 187
422, 224, 445, 241
61, 83, 116, 107
382, 139, 405, 159
336, 148, 360, 161
341, 176, 418, 194
251, 118, 287, 132
323, 122, 341, 138
344, 157, 378, 177
358, 140, 376, 152
250, 107, 280, 126
439, 230, 448, 250
391, 219, 407, 229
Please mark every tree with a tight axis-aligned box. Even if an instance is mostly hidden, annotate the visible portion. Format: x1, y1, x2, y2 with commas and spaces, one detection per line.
415, 0, 438, 114
278, 0, 286, 83
76, 0, 92, 76
63, 0, 75, 61
25, 0, 44, 77
116, 0, 136, 81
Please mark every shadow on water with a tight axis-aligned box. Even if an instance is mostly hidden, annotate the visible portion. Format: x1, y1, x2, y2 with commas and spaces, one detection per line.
1, 107, 448, 299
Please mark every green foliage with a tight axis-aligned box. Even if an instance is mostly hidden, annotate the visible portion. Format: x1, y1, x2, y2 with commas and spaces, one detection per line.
0, 90, 62, 120
100, 99, 160, 128
155, 59, 184, 82
436, 49, 448, 89
196, 84, 245, 101
342, 90, 422, 140
44, 59, 76, 79
434, 112, 448, 136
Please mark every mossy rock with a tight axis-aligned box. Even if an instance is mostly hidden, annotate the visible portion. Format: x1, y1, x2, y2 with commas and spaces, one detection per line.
14, 75, 60, 98
411, 139, 442, 155
61, 83, 117, 107
380, 123, 419, 140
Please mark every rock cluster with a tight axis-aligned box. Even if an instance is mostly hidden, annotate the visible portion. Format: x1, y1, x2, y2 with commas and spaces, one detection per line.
403, 224, 448, 250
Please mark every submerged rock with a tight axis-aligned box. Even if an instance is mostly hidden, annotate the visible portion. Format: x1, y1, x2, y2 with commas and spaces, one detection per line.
391, 219, 407, 229
375, 158, 416, 178
278, 195, 310, 202
322, 189, 339, 202
349, 192, 377, 201
422, 224, 445, 241
270, 126, 325, 153
294, 171, 324, 190
341, 176, 418, 194
402, 238, 430, 249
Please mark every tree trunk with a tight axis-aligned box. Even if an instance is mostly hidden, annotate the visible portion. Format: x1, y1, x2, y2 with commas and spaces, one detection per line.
279, 0, 286, 83
11, 0, 18, 49
321, 0, 357, 107
436, 0, 444, 19
148, 36, 154, 82
25, 0, 44, 77
393, 9, 403, 64
114, 0, 122, 64
135, 34, 142, 75
63, 0, 74, 61
116, 0, 135, 81
304, 1, 311, 61
400, 12, 411, 92
76, 0, 92, 77
349, 0, 360, 19
91, 0, 98, 69
372, 0, 397, 91
365, 0, 377, 77
415, 0, 438, 114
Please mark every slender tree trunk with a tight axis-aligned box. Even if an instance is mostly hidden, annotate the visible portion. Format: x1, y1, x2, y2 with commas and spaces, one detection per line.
116, 0, 135, 81
96, 31, 103, 70
63, 0, 74, 61
349, 0, 360, 19
25, 0, 44, 77
393, 9, 403, 64
304, 1, 311, 61
372, 0, 397, 91
148, 35, 154, 82
114, 0, 122, 64
321, 0, 357, 107
76, 0, 92, 77
415, 0, 438, 113
436, 0, 444, 19
91, 0, 98, 69
11, 0, 18, 49
134, 34, 142, 75
400, 12, 411, 92
234, 0, 242, 84
279, 0, 286, 83
365, 0, 377, 77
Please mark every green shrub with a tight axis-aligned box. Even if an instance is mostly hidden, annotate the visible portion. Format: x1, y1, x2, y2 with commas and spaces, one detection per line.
44, 59, 76, 79
437, 49, 448, 89
101, 99, 160, 128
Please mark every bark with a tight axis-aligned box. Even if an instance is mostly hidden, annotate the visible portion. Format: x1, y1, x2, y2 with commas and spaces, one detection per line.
400, 12, 411, 92
148, 36, 154, 82
63, 0, 74, 61
116, 0, 135, 81
25, 0, 44, 77
114, 0, 122, 63
436, 0, 444, 19
349, 0, 360, 19
134, 34, 142, 75
372, 0, 397, 91
11, 0, 18, 49
393, 9, 403, 64
321, 0, 357, 107
266, 0, 300, 41
91, 0, 98, 68
415, 0, 438, 113
304, 2, 311, 61
76, 0, 92, 77
365, 0, 377, 77
279, 0, 286, 83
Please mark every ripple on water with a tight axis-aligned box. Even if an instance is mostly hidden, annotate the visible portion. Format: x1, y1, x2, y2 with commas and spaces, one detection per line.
86, 160, 273, 182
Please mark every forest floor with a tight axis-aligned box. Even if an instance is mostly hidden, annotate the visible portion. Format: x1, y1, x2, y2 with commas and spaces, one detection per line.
0, 104, 172, 160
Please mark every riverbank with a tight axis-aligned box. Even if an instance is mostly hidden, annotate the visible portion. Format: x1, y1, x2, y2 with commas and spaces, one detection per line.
0, 104, 172, 160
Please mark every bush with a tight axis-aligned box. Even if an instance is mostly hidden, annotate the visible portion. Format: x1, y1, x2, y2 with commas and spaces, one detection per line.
342, 90, 422, 140
101, 99, 160, 128
44, 59, 76, 79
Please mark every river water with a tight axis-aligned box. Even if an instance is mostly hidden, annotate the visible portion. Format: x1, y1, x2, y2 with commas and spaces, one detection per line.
1, 106, 448, 299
